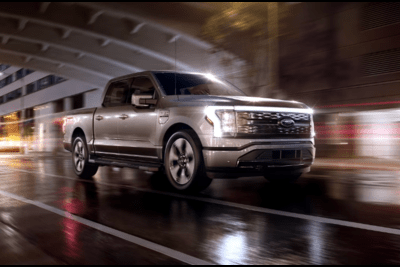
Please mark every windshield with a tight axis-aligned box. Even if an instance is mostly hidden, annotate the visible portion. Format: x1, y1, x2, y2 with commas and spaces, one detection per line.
153, 72, 246, 96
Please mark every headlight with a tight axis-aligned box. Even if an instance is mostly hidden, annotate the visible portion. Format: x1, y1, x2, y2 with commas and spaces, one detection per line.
205, 106, 236, 137
215, 110, 236, 135
310, 115, 316, 138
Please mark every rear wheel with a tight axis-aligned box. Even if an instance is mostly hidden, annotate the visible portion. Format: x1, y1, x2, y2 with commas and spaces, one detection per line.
72, 136, 98, 179
164, 130, 212, 192
264, 173, 302, 184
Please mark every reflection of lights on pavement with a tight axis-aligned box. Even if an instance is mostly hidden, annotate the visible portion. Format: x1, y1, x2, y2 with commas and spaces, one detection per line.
353, 170, 400, 206
1, 212, 11, 223
62, 217, 81, 259
0, 193, 26, 207
3, 225, 19, 252
63, 198, 86, 214
60, 184, 87, 215
60, 185, 86, 260
2, 224, 23, 253
38, 160, 45, 175
309, 221, 324, 265
218, 232, 247, 265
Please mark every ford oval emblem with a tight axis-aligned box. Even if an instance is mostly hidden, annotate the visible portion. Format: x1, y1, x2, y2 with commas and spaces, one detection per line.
280, 118, 295, 128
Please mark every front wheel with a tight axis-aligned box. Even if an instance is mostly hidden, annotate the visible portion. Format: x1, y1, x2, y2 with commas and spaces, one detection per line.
164, 130, 212, 192
72, 136, 98, 179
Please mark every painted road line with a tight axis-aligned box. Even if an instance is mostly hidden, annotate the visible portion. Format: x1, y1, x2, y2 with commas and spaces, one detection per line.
0, 189, 213, 266
11, 168, 400, 237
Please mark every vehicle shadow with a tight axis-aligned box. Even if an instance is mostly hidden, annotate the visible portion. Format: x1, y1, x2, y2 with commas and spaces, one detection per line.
253, 176, 330, 214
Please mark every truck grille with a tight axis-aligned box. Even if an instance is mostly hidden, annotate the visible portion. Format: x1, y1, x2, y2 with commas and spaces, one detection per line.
236, 111, 311, 137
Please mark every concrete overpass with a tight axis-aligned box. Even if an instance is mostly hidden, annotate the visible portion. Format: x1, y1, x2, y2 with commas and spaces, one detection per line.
0, 2, 245, 88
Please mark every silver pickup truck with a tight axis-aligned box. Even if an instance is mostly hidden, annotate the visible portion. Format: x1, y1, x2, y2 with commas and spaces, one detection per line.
63, 71, 315, 192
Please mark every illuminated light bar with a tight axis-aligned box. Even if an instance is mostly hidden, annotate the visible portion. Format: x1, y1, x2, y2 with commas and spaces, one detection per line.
317, 100, 400, 109
204, 106, 234, 137
234, 106, 314, 114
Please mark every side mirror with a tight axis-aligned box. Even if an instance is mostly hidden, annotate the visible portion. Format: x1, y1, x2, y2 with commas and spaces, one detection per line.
131, 95, 157, 107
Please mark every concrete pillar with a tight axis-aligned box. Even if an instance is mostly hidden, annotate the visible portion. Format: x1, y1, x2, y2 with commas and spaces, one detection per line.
64, 97, 73, 111
84, 91, 91, 108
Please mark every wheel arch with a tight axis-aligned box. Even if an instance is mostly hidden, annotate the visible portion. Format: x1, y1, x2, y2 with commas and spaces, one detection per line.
72, 127, 86, 143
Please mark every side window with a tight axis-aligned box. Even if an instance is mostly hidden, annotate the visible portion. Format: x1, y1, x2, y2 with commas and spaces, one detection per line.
129, 77, 158, 102
103, 80, 130, 107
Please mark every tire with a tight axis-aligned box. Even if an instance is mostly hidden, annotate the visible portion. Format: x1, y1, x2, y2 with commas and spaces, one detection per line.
164, 130, 212, 192
264, 173, 302, 184
72, 135, 99, 179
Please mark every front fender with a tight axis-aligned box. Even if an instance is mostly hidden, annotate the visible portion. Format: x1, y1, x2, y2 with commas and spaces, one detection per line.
156, 106, 214, 148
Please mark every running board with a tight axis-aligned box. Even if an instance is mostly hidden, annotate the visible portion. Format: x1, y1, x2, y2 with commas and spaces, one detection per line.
88, 156, 162, 172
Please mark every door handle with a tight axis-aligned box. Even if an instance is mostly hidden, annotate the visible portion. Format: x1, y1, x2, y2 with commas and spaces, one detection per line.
119, 114, 129, 120
95, 115, 103, 121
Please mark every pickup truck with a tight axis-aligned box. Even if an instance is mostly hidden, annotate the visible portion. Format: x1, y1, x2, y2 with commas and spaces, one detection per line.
63, 71, 315, 192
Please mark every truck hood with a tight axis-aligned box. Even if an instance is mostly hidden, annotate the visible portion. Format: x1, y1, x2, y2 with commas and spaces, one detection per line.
171, 95, 309, 109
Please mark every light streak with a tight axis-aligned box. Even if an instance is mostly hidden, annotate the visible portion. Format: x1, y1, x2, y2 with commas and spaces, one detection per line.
234, 106, 314, 114
317, 100, 400, 109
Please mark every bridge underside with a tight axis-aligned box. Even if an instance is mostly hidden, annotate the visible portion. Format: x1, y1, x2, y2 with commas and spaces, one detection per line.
0, 2, 245, 88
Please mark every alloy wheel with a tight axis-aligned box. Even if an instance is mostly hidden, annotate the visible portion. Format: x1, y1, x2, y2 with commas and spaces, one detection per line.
169, 138, 195, 185
73, 140, 85, 172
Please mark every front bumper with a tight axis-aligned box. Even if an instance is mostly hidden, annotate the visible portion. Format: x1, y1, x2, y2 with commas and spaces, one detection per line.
203, 141, 315, 178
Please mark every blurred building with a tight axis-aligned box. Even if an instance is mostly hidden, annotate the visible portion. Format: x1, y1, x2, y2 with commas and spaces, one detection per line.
0, 64, 102, 153
278, 2, 400, 159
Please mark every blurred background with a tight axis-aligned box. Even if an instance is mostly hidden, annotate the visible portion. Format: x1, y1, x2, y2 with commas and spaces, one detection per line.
0, 2, 399, 161
1, 3, 400, 265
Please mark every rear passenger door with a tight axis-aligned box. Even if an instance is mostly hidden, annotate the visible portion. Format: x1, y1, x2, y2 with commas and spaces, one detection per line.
93, 79, 131, 156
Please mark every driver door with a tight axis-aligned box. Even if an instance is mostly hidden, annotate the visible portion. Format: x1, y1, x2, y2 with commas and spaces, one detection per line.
117, 76, 160, 160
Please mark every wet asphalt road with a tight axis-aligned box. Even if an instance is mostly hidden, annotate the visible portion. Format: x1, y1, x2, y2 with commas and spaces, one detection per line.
1, 154, 400, 264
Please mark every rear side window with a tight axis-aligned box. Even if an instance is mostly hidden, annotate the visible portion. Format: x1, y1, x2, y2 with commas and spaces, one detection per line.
103, 80, 130, 107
